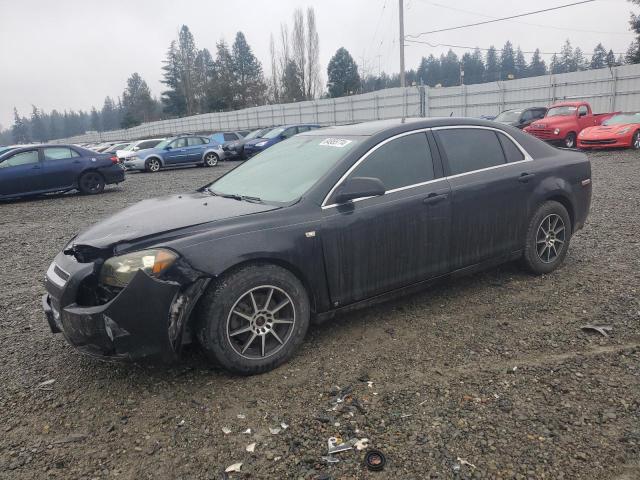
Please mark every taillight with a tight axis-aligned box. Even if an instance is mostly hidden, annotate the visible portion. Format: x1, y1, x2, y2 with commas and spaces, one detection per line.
110, 156, 118, 164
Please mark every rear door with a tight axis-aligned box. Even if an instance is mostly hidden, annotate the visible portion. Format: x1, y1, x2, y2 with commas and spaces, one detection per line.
0, 149, 44, 196
41, 147, 84, 190
433, 127, 533, 270
185, 137, 207, 162
321, 131, 451, 307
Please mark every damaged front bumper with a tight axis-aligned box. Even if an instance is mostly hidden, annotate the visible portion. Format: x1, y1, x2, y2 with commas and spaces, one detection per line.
43, 251, 209, 361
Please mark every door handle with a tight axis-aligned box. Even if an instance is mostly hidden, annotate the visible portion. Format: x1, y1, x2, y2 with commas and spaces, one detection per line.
32, 165, 41, 169
423, 193, 448, 205
518, 172, 536, 183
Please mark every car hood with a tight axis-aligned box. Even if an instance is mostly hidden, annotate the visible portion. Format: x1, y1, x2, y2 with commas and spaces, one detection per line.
71, 192, 280, 249
245, 138, 269, 146
581, 124, 635, 136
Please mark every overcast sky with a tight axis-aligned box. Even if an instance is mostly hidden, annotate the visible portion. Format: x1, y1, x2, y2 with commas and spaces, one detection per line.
0, 0, 635, 127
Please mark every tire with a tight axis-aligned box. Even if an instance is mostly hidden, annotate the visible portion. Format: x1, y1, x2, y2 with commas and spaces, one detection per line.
78, 171, 105, 195
632, 130, 640, 150
564, 132, 576, 149
203, 152, 219, 167
522, 201, 572, 275
196, 263, 310, 375
145, 157, 161, 173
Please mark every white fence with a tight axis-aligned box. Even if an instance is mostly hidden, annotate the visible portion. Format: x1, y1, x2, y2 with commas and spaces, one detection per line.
54, 64, 640, 144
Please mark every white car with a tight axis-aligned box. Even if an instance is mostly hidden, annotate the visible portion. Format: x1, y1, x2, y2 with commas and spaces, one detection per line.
116, 138, 166, 162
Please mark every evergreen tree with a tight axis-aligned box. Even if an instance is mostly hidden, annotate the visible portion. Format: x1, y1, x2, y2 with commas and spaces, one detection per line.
232, 32, 267, 107
101, 97, 119, 131
161, 41, 187, 116
550, 54, 561, 74
12, 108, 30, 144
606, 49, 617, 66
627, 0, 640, 63
559, 40, 576, 73
417, 54, 441, 86
574, 47, 587, 71
529, 49, 547, 77
591, 43, 608, 69
30, 106, 48, 142
195, 48, 215, 111
485, 46, 500, 82
282, 60, 305, 101
500, 41, 516, 80
211, 40, 237, 109
327, 47, 360, 97
460, 48, 485, 85
514, 47, 527, 78
121, 72, 155, 128
49, 110, 62, 139
440, 50, 460, 87
90, 107, 101, 132
176, 25, 199, 115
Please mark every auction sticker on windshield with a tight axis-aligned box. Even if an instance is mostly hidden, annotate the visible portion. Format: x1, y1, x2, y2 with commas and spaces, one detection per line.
319, 138, 353, 148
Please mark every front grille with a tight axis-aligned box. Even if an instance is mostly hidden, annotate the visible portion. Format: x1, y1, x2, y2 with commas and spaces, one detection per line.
528, 129, 555, 139
581, 139, 616, 145
53, 265, 70, 281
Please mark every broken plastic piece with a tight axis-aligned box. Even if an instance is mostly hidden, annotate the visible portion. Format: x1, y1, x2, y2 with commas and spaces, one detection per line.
364, 449, 386, 471
37, 379, 55, 388
354, 438, 369, 451
327, 436, 353, 454
246, 442, 256, 453
581, 324, 613, 337
280, 422, 289, 430
236, 414, 246, 419
456, 457, 477, 469
225, 462, 242, 473
222, 427, 231, 435
242, 428, 252, 434
269, 427, 281, 435
321, 455, 340, 463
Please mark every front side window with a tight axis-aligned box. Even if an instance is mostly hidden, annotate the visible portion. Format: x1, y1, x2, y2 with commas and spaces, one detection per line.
578, 105, 588, 116
43, 147, 78, 160
208, 135, 363, 203
172, 138, 188, 148
223, 133, 238, 141
0, 150, 39, 168
436, 129, 506, 175
348, 132, 435, 191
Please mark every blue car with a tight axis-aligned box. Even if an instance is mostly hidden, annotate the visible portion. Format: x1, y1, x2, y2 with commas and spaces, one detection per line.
123, 135, 225, 173
0, 144, 125, 200
243, 124, 321, 157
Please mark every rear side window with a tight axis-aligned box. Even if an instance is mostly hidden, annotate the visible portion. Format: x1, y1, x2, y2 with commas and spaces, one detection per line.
497, 133, 525, 162
43, 147, 78, 160
187, 137, 204, 146
223, 133, 238, 141
534, 109, 546, 119
436, 129, 506, 175
349, 132, 435, 191
0, 150, 39, 168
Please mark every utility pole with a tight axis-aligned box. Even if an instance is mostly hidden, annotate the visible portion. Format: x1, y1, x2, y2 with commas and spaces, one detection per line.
399, 0, 406, 87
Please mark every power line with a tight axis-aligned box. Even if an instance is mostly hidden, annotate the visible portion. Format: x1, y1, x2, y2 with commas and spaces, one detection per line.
404, 38, 627, 57
405, 0, 597, 38
416, 0, 633, 36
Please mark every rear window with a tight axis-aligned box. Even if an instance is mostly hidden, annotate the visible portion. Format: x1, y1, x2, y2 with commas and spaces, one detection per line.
436, 128, 506, 175
223, 133, 238, 141
497, 133, 525, 162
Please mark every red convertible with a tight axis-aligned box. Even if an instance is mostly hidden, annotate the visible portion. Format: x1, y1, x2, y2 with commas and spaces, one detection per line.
577, 113, 640, 150
524, 101, 619, 148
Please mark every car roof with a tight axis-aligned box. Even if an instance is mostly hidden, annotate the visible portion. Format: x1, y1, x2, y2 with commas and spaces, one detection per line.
549, 102, 583, 107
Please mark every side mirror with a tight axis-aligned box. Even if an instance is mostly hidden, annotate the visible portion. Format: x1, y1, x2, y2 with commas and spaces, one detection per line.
164, 145, 172, 150
279, 134, 287, 140
333, 177, 386, 204
133, 146, 139, 151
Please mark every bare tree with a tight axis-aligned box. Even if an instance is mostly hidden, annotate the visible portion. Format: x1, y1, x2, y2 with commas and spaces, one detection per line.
268, 34, 280, 103
305, 7, 321, 99
292, 8, 307, 98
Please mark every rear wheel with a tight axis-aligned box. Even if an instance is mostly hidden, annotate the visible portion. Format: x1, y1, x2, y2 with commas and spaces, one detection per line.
522, 201, 571, 275
78, 171, 105, 195
564, 132, 576, 149
196, 264, 310, 375
203, 152, 219, 167
632, 130, 640, 150
145, 157, 161, 173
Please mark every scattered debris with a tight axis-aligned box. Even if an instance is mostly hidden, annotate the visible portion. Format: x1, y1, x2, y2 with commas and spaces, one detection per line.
457, 457, 477, 469
354, 438, 369, 451
327, 437, 354, 455
280, 422, 289, 430
52, 433, 88, 445
364, 449, 386, 471
242, 428, 252, 434
225, 462, 242, 473
236, 414, 246, 419
269, 427, 281, 435
581, 324, 613, 337
366, 381, 374, 388
177, 419, 185, 427
36, 379, 55, 389
222, 427, 231, 435
246, 442, 256, 453
321, 456, 340, 464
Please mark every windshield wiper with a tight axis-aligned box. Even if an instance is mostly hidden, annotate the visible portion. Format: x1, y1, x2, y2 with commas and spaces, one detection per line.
220, 193, 263, 203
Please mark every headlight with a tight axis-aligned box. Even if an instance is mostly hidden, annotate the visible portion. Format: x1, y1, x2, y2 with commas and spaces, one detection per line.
617, 127, 630, 135
99, 248, 178, 288
255, 141, 268, 147
554, 128, 561, 135
129, 156, 139, 161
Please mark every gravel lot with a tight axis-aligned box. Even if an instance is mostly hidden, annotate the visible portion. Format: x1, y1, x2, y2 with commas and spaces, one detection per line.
0, 152, 639, 480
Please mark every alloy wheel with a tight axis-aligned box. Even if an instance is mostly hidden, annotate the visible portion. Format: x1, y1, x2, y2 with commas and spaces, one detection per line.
149, 159, 160, 172
205, 153, 218, 166
633, 132, 640, 149
80, 172, 103, 193
536, 213, 566, 263
226, 285, 296, 360
564, 134, 575, 149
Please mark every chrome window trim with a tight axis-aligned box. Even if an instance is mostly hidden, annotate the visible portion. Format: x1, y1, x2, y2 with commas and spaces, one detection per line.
321, 125, 533, 210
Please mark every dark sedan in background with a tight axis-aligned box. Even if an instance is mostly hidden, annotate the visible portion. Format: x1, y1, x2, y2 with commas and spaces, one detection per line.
494, 107, 548, 129
0, 145, 125, 199
43, 118, 591, 375
223, 127, 272, 159
243, 123, 321, 157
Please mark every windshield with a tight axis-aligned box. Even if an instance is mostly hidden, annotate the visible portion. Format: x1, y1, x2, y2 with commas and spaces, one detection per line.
122, 142, 139, 151
495, 110, 522, 123
547, 106, 577, 117
602, 113, 640, 126
207, 135, 363, 203
154, 138, 173, 149
0, 146, 16, 157
245, 128, 270, 140
263, 127, 286, 139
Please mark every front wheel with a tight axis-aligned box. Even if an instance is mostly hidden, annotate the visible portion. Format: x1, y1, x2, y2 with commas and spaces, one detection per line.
522, 201, 572, 275
196, 264, 310, 375
203, 152, 219, 167
145, 157, 161, 173
631, 130, 640, 150
78, 171, 105, 195
564, 132, 576, 149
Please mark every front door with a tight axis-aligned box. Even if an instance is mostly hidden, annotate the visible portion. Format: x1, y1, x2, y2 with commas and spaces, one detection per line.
164, 138, 188, 165
0, 149, 44, 196
321, 131, 451, 307
433, 127, 533, 270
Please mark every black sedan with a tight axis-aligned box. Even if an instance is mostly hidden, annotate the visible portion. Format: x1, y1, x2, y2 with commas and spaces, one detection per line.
43, 118, 591, 374
0, 145, 125, 199
494, 107, 548, 129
